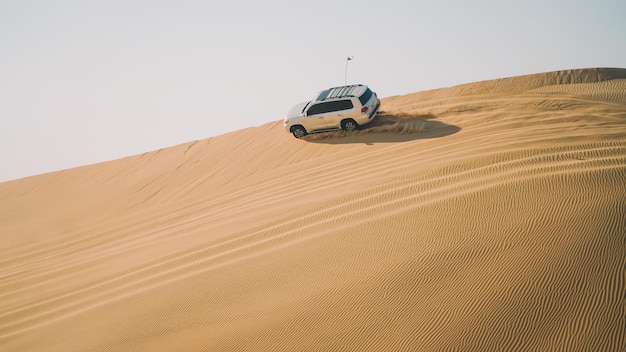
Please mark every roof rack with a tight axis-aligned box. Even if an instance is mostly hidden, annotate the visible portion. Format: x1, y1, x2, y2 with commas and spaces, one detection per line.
319, 84, 364, 101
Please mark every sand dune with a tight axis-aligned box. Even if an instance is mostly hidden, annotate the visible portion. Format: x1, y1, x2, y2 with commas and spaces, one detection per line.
1, 68, 625, 351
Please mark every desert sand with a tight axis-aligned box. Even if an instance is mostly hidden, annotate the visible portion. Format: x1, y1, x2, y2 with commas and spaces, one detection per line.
1, 68, 625, 351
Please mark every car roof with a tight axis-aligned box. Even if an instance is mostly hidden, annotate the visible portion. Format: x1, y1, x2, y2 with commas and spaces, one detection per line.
315, 84, 368, 101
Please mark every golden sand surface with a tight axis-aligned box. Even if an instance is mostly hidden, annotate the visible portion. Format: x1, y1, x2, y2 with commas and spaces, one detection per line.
1, 68, 625, 351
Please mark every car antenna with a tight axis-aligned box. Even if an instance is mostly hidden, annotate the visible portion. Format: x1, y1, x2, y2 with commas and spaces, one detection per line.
345, 56, 353, 85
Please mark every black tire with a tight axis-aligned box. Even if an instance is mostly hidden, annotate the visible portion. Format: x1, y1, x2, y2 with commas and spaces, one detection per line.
291, 125, 307, 138
341, 119, 360, 132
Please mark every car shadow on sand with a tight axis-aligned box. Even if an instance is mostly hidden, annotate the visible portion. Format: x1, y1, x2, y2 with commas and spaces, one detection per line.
302, 112, 460, 144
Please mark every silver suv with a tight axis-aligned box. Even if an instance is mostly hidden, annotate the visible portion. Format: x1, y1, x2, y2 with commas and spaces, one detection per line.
284, 84, 381, 138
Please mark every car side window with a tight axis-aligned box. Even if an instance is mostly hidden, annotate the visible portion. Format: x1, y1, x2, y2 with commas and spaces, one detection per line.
307, 102, 331, 116
333, 100, 354, 111
308, 100, 354, 116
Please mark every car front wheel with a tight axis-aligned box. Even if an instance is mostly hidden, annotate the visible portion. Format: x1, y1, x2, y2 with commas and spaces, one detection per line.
341, 119, 360, 132
291, 125, 307, 138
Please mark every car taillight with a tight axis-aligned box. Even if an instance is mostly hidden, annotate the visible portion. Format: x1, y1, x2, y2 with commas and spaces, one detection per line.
361, 106, 369, 113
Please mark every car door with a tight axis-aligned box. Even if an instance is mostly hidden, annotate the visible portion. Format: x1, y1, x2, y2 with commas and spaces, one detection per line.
323, 100, 354, 128
305, 102, 332, 131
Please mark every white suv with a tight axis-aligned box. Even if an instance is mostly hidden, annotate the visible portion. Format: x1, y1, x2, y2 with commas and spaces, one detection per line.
284, 84, 381, 138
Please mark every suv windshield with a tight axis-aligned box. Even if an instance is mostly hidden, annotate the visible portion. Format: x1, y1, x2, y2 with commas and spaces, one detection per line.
315, 89, 331, 101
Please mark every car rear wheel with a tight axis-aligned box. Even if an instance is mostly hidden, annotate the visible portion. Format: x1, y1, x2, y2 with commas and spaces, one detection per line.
341, 119, 360, 132
291, 125, 307, 138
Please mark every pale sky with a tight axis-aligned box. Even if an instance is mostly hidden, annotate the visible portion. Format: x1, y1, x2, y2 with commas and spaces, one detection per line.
1, 0, 624, 182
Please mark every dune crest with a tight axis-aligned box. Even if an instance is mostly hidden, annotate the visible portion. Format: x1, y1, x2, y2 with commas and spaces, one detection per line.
1, 68, 625, 351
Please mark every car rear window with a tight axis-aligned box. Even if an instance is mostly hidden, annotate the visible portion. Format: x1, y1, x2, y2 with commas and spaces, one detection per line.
359, 88, 373, 105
